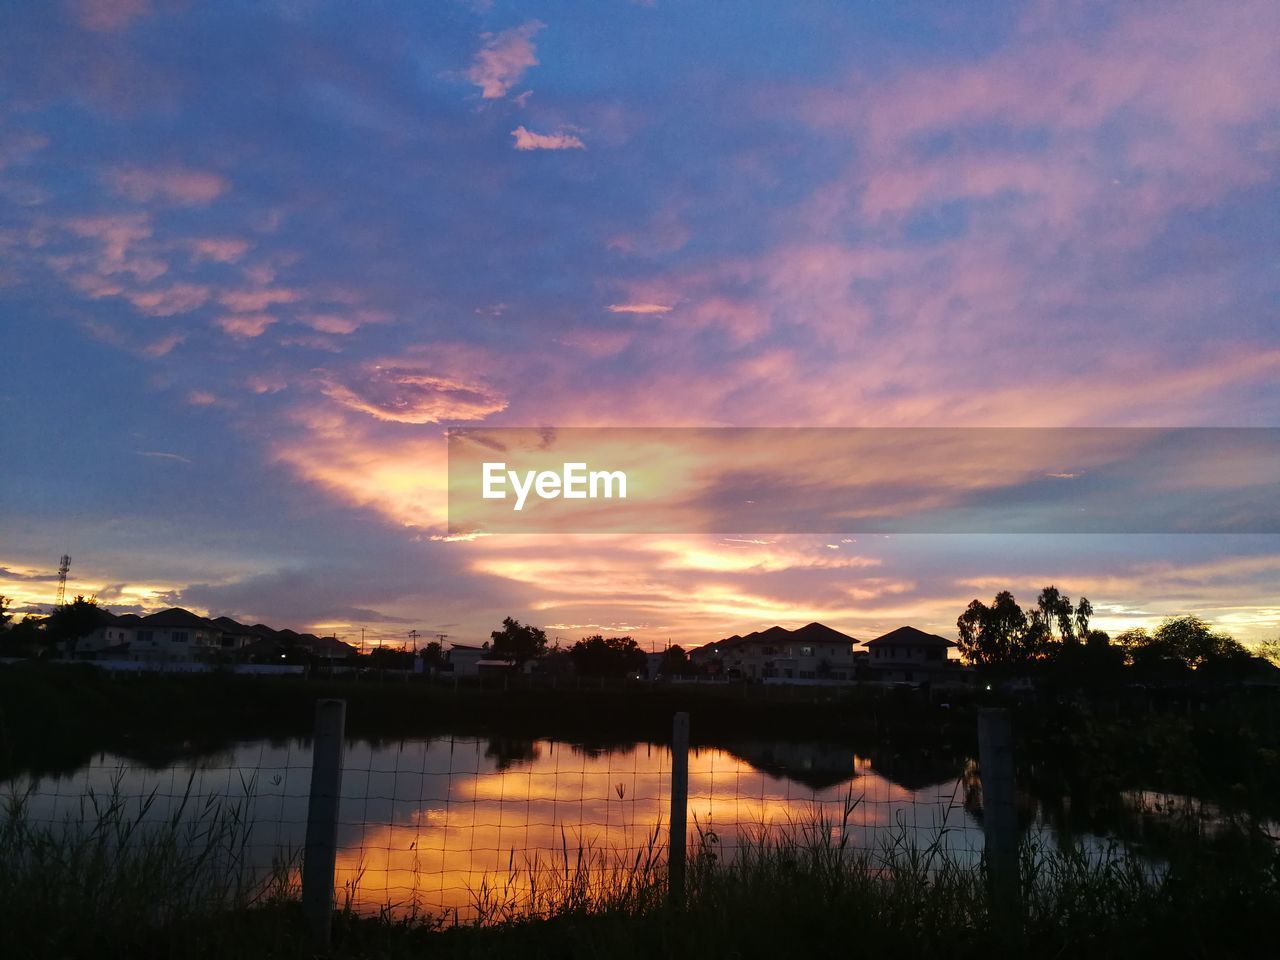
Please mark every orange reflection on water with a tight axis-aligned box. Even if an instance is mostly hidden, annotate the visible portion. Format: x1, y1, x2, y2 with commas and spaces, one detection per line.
5, 736, 980, 923
331, 738, 979, 919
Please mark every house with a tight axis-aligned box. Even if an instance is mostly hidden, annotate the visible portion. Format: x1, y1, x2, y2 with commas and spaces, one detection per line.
447, 643, 486, 677
691, 622, 861, 682
212, 616, 259, 650
297, 634, 357, 661
863, 626, 965, 685
129, 608, 224, 661
68, 610, 139, 656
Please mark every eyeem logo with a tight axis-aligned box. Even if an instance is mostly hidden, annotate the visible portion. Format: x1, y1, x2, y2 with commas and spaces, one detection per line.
482, 462, 628, 511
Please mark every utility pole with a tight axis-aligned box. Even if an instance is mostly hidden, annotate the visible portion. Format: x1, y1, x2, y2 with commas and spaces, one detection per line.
408, 628, 419, 653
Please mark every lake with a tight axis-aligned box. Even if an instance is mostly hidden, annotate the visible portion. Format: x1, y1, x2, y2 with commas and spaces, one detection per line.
3, 734, 1226, 921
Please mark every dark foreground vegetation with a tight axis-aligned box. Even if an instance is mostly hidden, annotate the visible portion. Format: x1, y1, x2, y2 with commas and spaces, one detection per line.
2, 780, 1278, 960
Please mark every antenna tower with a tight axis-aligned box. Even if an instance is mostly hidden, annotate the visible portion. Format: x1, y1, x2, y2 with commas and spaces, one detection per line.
55, 554, 71, 607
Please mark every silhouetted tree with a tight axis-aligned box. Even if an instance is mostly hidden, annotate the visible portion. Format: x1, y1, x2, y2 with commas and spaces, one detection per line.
1258, 637, 1280, 668
1036, 586, 1076, 643
1074, 597, 1094, 638
45, 596, 102, 654
568, 634, 645, 678
957, 590, 1030, 667
959, 587, 1097, 670
490, 617, 548, 665
0, 614, 44, 657
1118, 616, 1249, 674
659, 644, 691, 676
0, 595, 10, 630
419, 640, 444, 669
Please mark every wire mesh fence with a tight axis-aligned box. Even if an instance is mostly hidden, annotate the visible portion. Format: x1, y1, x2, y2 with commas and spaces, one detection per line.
2, 709, 991, 925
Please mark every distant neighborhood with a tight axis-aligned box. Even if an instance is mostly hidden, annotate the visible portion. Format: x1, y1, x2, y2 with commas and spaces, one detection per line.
0, 596, 969, 688
33, 604, 359, 665
688, 622, 966, 687
6, 583, 1271, 689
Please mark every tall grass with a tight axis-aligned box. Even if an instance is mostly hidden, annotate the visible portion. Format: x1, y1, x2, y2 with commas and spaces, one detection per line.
0, 771, 298, 956
422, 792, 1280, 960
3, 777, 1278, 959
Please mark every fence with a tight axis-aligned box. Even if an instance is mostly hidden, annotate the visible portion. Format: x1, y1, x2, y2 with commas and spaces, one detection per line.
5, 701, 1018, 946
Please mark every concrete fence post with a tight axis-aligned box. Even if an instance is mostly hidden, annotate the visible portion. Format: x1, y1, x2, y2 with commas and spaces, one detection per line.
668, 711, 690, 906
977, 707, 1020, 931
303, 698, 346, 950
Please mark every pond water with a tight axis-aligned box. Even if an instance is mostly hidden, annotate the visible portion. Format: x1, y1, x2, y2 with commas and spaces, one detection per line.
4, 734, 1226, 920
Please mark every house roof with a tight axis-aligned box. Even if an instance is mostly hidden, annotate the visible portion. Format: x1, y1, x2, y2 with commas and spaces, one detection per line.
212, 615, 255, 633
298, 635, 357, 657
694, 622, 857, 658
449, 643, 485, 652
789, 622, 859, 645
864, 626, 957, 648
140, 607, 217, 630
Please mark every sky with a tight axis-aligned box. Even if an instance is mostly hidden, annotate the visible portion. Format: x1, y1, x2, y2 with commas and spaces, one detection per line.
1, 0, 1278, 650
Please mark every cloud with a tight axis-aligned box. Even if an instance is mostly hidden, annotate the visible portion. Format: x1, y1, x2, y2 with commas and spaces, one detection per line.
468, 21, 544, 99
127, 283, 210, 316
215, 313, 276, 338
69, 0, 150, 33
188, 237, 251, 264
136, 450, 192, 464
511, 126, 585, 151
606, 302, 672, 315
320, 365, 508, 424
142, 331, 184, 357
106, 166, 228, 206
218, 288, 301, 312
298, 309, 388, 335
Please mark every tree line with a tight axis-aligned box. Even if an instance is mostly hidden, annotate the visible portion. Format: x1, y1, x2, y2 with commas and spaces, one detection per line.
958, 586, 1277, 680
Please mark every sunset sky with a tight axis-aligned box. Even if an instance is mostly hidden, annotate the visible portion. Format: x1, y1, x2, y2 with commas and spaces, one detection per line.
2, 0, 1278, 649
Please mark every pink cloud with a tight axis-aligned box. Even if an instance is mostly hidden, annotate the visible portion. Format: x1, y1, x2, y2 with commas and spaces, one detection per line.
468, 21, 544, 99
321, 364, 507, 424
793, 0, 1280, 233
69, 0, 149, 33
64, 213, 153, 271
606, 302, 671, 315
219, 288, 301, 312
215, 313, 276, 338
554, 329, 634, 358
142, 332, 184, 357
511, 126, 585, 151
106, 167, 228, 206
299, 309, 388, 335
188, 237, 251, 264
127, 283, 210, 316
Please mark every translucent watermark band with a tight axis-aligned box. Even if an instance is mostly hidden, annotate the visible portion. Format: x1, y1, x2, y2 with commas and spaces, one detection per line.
447, 427, 1280, 535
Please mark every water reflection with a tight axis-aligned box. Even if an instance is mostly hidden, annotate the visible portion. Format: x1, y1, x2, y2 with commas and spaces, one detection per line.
6, 736, 983, 919
12, 734, 1257, 921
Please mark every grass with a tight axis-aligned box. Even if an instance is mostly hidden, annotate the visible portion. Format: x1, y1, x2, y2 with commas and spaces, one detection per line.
3, 783, 1279, 960
0, 772, 299, 958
